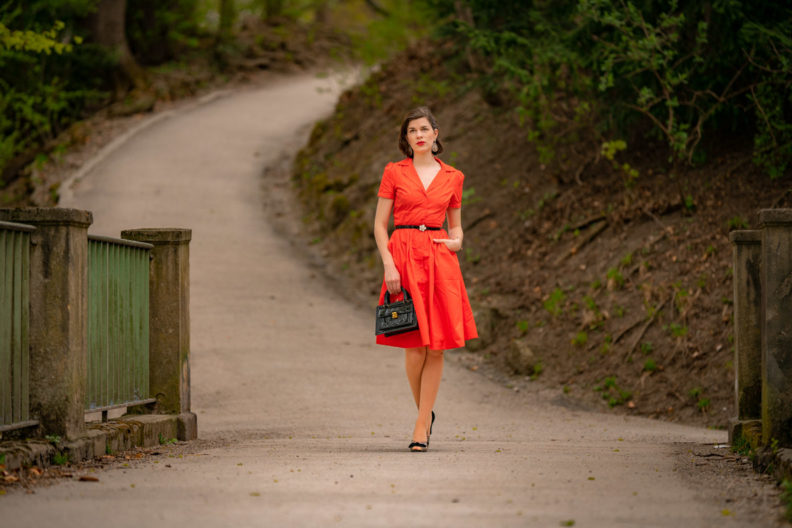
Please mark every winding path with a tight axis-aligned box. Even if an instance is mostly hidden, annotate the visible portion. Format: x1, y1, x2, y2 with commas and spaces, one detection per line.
1, 73, 777, 527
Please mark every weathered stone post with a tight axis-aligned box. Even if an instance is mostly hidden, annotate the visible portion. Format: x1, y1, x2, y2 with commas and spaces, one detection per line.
121, 228, 196, 440
759, 209, 792, 447
729, 230, 763, 446
0, 208, 92, 439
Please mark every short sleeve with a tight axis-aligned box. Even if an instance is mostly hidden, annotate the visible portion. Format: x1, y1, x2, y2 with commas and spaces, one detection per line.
377, 163, 396, 199
449, 171, 464, 208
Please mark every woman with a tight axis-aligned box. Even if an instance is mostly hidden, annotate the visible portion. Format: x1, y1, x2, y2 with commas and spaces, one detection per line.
373, 106, 478, 452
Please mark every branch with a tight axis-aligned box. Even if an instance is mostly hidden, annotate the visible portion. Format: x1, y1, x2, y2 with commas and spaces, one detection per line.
624, 102, 672, 143
624, 297, 668, 362
364, 0, 390, 17
750, 84, 778, 147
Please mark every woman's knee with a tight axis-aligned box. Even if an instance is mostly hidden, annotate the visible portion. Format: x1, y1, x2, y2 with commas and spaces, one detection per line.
406, 347, 428, 358
427, 348, 444, 358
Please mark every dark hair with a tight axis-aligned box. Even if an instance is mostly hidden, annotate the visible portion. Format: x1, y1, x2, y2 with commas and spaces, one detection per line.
398, 106, 444, 158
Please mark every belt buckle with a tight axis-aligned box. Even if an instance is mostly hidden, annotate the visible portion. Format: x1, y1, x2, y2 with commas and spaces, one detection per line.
419, 224, 427, 232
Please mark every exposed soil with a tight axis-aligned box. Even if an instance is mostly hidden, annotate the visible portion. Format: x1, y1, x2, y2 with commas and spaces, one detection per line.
290, 40, 792, 429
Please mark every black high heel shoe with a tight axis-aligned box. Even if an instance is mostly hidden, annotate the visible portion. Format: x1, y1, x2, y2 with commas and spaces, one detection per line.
408, 412, 436, 452
408, 441, 427, 452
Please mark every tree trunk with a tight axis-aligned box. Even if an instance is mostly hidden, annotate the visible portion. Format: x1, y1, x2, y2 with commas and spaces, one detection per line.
314, 0, 329, 26
264, 0, 284, 20
91, 0, 147, 93
454, 1, 482, 73
218, 0, 236, 43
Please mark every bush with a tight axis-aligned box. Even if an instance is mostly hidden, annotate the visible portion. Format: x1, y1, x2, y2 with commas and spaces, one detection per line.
425, 0, 792, 178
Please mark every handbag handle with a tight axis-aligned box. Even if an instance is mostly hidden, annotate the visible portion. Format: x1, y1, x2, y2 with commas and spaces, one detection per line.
384, 287, 411, 304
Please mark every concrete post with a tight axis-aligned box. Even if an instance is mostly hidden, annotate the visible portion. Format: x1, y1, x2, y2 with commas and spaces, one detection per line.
759, 209, 792, 447
121, 228, 196, 440
728, 230, 763, 446
0, 208, 92, 440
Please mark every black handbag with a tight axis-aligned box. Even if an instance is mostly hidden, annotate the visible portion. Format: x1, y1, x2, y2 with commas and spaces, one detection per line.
375, 287, 419, 337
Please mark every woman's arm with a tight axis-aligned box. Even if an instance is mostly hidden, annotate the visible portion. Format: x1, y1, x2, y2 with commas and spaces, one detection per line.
374, 197, 401, 294
434, 207, 463, 252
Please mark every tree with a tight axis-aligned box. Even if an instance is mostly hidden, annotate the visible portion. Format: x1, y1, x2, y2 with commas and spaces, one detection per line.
90, 0, 146, 92
218, 0, 236, 43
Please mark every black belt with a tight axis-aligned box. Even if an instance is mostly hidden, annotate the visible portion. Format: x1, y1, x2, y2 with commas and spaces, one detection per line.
394, 224, 442, 232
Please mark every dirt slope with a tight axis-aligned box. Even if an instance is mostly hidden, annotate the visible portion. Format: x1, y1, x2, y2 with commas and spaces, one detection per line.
292, 42, 792, 428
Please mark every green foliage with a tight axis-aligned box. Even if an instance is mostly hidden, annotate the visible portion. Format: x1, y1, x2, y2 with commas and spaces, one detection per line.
731, 433, 753, 457
543, 287, 566, 317
593, 375, 632, 407
781, 480, 792, 522
344, 0, 434, 66
600, 334, 612, 355
572, 331, 588, 347
727, 216, 749, 230
126, 0, 204, 65
640, 341, 653, 355
601, 140, 639, 187
44, 434, 61, 445
643, 358, 657, 372
619, 252, 633, 268
428, 0, 792, 177
158, 433, 177, 445
515, 319, 529, 333
531, 361, 544, 380
0, 1, 112, 179
461, 186, 480, 206
606, 267, 624, 289
668, 322, 688, 338
53, 452, 69, 465
0, 19, 73, 54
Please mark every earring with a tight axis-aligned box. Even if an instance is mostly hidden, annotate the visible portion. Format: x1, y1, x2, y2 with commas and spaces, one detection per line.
431, 141, 439, 153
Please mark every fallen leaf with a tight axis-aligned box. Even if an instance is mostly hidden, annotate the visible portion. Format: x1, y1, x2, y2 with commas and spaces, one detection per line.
3, 475, 19, 483
28, 467, 43, 477
79, 476, 99, 482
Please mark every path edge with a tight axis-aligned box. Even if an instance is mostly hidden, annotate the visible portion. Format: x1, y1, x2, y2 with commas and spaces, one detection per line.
58, 90, 232, 205
0, 413, 196, 471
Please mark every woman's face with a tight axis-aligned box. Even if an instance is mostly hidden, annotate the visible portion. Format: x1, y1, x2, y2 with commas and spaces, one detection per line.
405, 117, 438, 156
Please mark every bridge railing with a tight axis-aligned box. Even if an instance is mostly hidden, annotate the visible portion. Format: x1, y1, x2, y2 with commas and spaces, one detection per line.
0, 208, 195, 442
731, 209, 792, 450
0, 221, 37, 433
87, 235, 156, 417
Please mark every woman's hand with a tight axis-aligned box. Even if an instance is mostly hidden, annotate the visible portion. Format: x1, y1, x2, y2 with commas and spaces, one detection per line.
384, 263, 401, 295
433, 238, 462, 252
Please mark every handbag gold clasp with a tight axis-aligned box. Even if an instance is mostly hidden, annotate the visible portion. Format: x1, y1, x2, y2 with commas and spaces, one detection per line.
392, 312, 398, 319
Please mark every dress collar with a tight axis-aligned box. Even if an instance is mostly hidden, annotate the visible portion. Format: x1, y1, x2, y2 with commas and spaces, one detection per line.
397, 157, 455, 173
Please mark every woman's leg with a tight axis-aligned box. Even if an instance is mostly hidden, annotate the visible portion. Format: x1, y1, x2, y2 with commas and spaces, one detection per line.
404, 347, 427, 409
409, 348, 444, 443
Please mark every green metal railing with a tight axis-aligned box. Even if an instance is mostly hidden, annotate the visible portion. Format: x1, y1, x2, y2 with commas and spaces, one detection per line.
87, 235, 155, 414
0, 221, 36, 432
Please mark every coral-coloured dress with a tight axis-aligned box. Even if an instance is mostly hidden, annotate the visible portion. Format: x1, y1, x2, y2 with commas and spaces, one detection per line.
376, 158, 478, 350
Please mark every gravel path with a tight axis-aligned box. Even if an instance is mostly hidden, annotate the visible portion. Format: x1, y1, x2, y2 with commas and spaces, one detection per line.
0, 72, 783, 527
